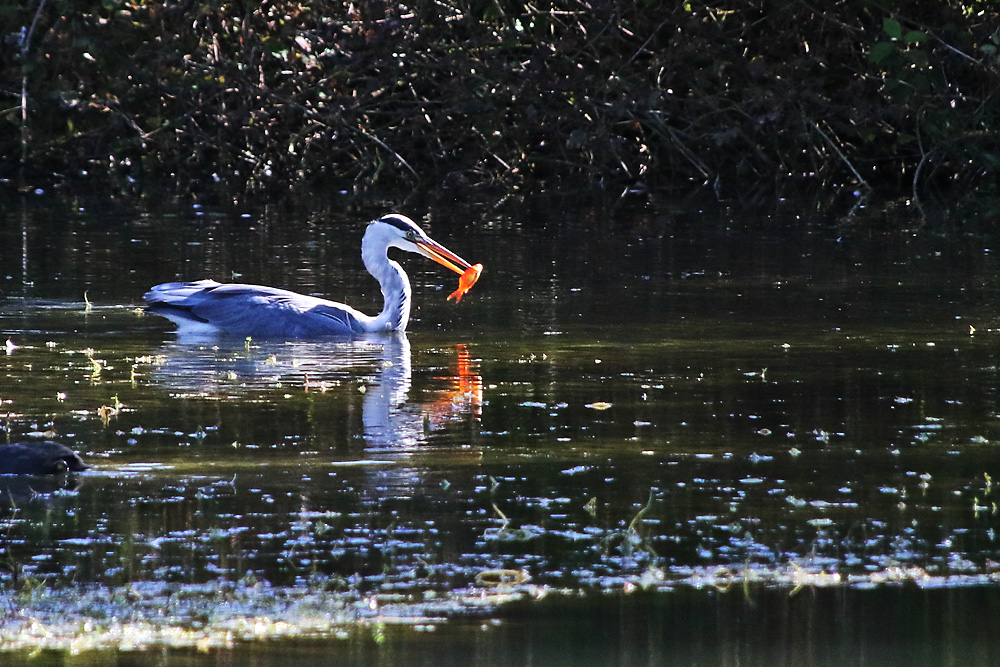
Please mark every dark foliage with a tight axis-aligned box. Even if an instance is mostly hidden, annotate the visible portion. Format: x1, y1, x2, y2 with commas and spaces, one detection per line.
2, 1, 999, 196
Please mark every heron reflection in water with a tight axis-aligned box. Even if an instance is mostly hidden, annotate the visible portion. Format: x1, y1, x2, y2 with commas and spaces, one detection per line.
148, 332, 481, 455
143, 214, 480, 338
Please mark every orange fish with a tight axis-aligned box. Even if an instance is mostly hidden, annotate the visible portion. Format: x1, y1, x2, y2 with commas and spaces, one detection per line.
448, 263, 483, 303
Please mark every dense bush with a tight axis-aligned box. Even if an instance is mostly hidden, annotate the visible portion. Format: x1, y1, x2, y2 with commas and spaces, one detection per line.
2, 1, 999, 196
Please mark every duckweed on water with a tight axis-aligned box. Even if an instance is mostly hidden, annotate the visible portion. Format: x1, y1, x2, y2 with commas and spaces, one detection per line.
3, 563, 999, 652
0, 577, 539, 652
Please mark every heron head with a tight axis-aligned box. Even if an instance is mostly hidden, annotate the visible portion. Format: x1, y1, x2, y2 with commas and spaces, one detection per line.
372, 214, 472, 275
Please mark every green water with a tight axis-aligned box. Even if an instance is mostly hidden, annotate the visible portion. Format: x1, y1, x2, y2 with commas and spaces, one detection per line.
2, 190, 1000, 663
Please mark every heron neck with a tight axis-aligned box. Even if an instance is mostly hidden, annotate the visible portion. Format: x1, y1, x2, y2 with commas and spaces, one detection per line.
361, 234, 411, 332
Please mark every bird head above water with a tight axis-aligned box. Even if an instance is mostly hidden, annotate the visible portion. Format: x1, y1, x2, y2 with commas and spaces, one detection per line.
365, 213, 472, 274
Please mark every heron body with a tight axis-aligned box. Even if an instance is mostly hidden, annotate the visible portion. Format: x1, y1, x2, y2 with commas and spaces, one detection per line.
144, 214, 474, 338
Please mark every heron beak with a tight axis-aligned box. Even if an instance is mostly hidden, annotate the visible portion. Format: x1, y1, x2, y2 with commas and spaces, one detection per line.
415, 238, 472, 275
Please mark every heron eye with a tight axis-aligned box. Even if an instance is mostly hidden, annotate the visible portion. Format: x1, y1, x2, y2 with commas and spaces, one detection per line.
407, 231, 417, 240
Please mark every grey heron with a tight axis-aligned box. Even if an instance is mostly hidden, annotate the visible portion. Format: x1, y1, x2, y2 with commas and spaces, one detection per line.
144, 214, 478, 338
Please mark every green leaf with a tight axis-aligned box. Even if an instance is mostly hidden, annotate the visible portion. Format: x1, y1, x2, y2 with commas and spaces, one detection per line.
903, 30, 926, 44
883, 18, 903, 40
869, 42, 898, 63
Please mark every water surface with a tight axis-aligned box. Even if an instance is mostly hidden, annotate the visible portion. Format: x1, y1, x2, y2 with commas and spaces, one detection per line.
2, 190, 1000, 662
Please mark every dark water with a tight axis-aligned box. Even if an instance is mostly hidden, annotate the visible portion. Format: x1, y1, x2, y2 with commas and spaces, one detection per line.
2, 189, 1000, 662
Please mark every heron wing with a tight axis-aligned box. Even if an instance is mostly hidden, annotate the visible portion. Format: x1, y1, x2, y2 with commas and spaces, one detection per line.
144, 281, 369, 337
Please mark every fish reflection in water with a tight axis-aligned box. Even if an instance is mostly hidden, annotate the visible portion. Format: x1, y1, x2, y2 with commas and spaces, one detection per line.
148, 332, 482, 482
362, 336, 482, 449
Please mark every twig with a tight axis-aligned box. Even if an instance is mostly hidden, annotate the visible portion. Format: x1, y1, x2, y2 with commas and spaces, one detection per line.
912, 121, 929, 215
912, 127, 996, 208
19, 0, 49, 166
628, 18, 672, 64
807, 118, 870, 190
352, 125, 419, 179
